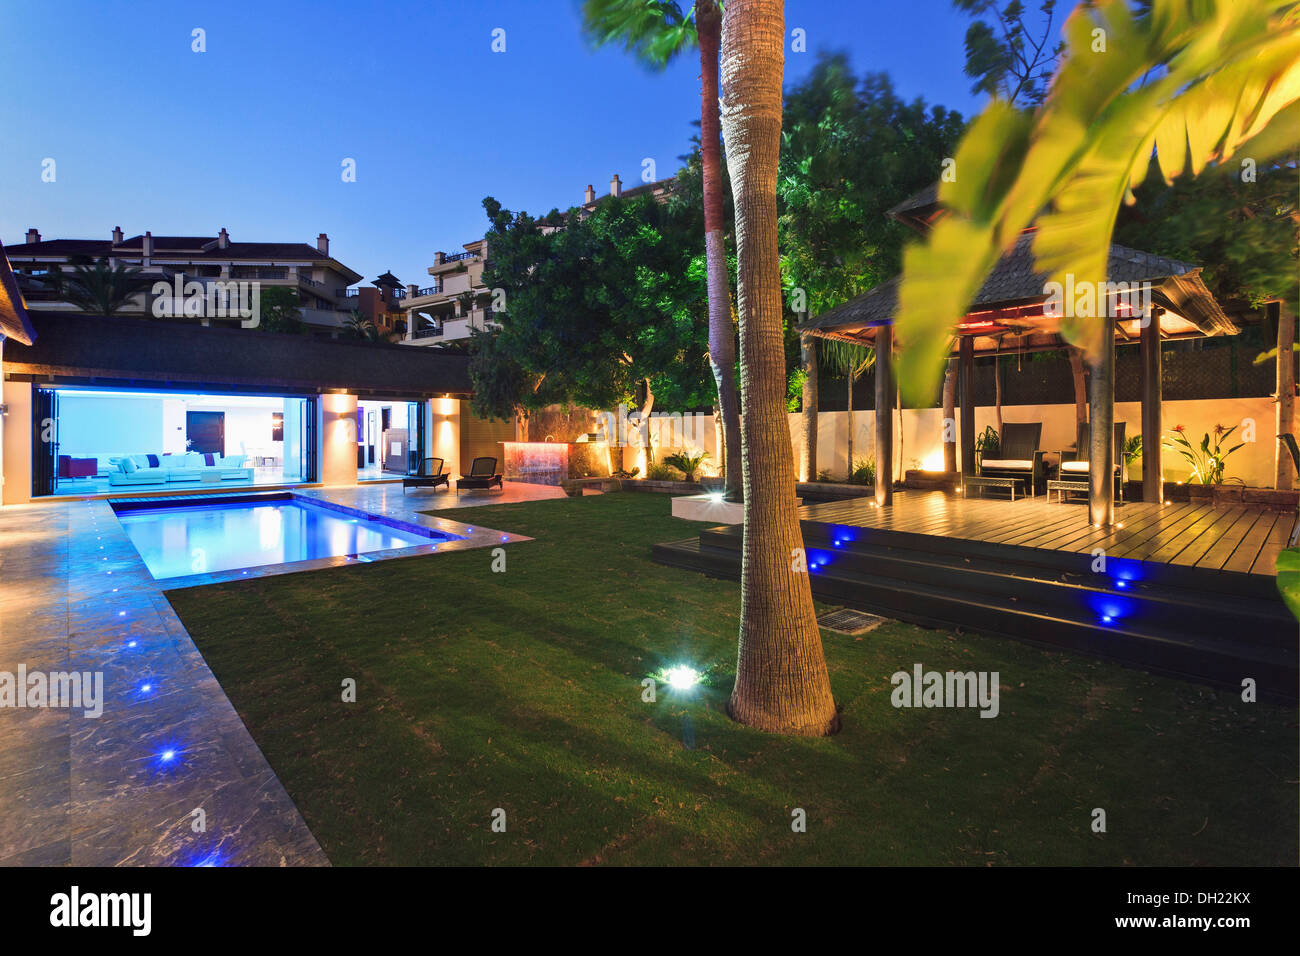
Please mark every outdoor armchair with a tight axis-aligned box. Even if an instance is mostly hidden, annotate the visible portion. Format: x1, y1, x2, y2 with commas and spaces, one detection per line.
403, 457, 449, 494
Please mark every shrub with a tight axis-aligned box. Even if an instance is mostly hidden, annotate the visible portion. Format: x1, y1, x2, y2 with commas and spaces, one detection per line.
646, 461, 683, 482
848, 458, 876, 486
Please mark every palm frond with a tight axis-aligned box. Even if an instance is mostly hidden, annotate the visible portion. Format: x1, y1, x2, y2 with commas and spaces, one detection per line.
895, 0, 1300, 404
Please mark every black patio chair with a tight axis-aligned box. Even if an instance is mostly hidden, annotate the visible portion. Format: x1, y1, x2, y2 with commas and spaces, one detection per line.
402, 457, 448, 494
977, 421, 1045, 496
456, 456, 504, 493
1055, 422, 1126, 502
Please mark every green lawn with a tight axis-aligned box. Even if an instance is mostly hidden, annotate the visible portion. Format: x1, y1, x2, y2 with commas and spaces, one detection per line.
168, 493, 1298, 866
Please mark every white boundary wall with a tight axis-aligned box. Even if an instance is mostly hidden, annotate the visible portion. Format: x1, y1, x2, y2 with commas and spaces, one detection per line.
638, 396, 1280, 488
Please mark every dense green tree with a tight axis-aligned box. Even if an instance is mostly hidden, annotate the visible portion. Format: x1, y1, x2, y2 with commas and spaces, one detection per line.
583, 0, 743, 498
472, 193, 714, 438
256, 286, 306, 334
778, 54, 965, 476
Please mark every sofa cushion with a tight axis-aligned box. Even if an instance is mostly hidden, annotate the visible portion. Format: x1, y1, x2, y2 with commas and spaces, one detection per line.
121, 457, 138, 474
980, 458, 1034, 470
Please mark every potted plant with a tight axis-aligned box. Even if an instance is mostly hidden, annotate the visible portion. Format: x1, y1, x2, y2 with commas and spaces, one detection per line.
662, 449, 710, 483
973, 425, 999, 474
1163, 424, 1245, 502
1122, 435, 1143, 482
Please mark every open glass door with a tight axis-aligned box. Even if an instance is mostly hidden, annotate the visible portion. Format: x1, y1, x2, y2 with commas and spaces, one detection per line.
407, 401, 426, 474
31, 387, 58, 497
301, 396, 318, 482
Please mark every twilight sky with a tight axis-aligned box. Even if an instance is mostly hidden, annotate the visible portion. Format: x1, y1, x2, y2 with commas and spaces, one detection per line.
0, 0, 981, 287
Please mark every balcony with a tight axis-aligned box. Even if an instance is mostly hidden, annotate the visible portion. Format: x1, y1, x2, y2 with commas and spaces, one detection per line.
231, 267, 288, 280
413, 325, 444, 339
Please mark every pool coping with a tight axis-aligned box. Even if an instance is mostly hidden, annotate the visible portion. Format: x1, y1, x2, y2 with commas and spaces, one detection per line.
109, 491, 532, 591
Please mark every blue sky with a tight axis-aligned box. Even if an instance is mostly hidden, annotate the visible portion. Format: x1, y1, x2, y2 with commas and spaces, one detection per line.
0, 0, 981, 287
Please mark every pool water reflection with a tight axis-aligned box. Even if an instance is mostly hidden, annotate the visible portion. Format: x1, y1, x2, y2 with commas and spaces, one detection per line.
116, 498, 454, 579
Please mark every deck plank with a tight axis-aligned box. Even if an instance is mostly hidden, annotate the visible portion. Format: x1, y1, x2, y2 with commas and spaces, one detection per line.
797, 491, 1284, 578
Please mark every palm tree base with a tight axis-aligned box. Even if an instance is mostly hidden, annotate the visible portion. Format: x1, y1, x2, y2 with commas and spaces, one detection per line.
725, 695, 841, 736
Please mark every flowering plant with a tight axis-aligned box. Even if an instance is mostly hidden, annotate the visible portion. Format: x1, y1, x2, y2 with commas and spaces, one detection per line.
1163, 424, 1245, 485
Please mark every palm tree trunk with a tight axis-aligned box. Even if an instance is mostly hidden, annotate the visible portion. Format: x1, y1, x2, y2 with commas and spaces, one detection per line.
942, 358, 957, 472
800, 332, 818, 481
1277, 301, 1296, 490
721, 0, 837, 737
697, 0, 743, 502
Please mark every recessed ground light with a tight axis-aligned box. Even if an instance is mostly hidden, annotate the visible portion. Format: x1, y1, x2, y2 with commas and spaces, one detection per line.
140, 683, 152, 693
664, 665, 700, 690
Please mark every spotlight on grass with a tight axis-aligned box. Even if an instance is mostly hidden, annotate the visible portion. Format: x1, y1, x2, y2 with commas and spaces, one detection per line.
663, 665, 700, 691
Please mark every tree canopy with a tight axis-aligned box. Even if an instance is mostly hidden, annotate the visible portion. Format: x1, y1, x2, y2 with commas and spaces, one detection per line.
778, 54, 966, 319
470, 193, 715, 421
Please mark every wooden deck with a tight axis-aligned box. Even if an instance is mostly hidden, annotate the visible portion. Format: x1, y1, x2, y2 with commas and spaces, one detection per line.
800, 492, 1292, 577
655, 489, 1298, 696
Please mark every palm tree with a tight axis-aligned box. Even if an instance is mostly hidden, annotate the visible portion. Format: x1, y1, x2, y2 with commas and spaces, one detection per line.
818, 339, 874, 480
344, 310, 399, 343
720, 0, 838, 736
583, 0, 743, 501
45, 258, 153, 317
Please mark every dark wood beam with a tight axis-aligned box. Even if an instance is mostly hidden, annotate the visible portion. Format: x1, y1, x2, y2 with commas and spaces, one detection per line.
1140, 307, 1163, 503
875, 324, 893, 507
959, 334, 975, 477
1089, 325, 1116, 526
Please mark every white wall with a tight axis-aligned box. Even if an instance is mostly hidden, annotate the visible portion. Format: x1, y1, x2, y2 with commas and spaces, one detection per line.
2, 380, 32, 505
58, 394, 165, 460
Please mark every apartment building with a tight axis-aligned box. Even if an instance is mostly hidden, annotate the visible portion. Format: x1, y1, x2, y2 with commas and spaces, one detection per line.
401, 173, 676, 346
9, 227, 366, 336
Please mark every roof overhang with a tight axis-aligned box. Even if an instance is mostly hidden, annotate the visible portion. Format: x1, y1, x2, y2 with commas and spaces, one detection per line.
0, 240, 37, 345
3, 312, 472, 398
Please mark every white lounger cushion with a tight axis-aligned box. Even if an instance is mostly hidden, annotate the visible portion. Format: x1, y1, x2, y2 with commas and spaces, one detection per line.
980, 459, 1034, 470
1061, 460, 1121, 474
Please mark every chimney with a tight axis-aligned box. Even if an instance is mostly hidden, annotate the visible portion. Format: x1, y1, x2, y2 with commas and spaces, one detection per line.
218, 227, 230, 249
25, 228, 40, 244
584, 184, 595, 204
111, 226, 123, 244
142, 231, 154, 263
317, 232, 329, 255
609, 174, 622, 198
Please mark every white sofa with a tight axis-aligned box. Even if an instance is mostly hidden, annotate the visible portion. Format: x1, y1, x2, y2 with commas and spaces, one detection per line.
107, 453, 255, 486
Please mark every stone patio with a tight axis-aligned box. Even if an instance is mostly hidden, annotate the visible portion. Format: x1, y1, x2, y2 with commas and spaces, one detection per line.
0, 479, 560, 865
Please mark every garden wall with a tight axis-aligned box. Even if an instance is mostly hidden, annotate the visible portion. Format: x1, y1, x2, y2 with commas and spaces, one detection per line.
550, 392, 1282, 489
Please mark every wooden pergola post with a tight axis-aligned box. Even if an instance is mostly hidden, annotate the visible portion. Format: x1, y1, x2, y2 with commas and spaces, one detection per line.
1140, 307, 1164, 503
1088, 324, 1117, 526
959, 335, 975, 477
875, 324, 893, 507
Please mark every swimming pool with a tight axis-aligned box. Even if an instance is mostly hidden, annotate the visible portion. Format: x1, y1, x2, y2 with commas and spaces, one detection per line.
114, 495, 459, 580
